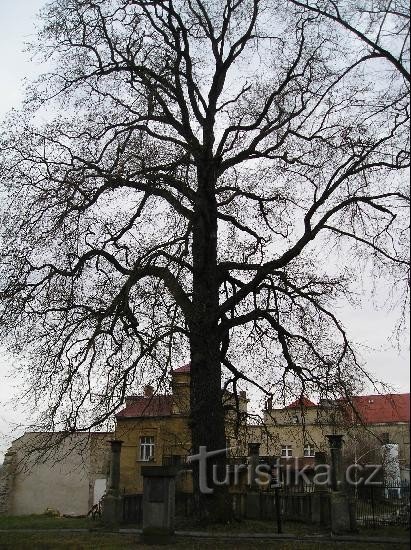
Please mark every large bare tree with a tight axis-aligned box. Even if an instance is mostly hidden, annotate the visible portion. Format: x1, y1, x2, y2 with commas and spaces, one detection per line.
0, 0, 409, 515
288, 0, 410, 82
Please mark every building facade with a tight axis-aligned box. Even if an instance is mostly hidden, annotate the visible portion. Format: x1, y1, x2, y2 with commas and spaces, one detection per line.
115, 364, 249, 494
0, 432, 112, 516
253, 393, 410, 483
2, 377, 408, 515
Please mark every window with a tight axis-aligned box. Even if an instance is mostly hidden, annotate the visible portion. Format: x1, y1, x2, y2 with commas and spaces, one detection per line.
281, 445, 293, 458
303, 444, 316, 457
140, 436, 155, 461
381, 433, 390, 445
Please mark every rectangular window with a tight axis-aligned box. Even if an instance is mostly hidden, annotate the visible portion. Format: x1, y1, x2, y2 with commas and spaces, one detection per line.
381, 433, 390, 445
140, 436, 155, 461
303, 444, 316, 457
281, 445, 293, 457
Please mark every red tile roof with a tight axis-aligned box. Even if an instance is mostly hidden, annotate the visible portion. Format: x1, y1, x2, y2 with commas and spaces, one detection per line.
117, 364, 190, 418
173, 363, 191, 374
116, 395, 172, 419
349, 393, 410, 424
286, 397, 317, 409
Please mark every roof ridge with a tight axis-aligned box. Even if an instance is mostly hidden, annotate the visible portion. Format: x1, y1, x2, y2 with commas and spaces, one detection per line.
173, 363, 191, 373
352, 392, 410, 398
116, 393, 173, 419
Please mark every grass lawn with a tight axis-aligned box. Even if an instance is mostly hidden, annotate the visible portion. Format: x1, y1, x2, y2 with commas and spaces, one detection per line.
0, 515, 95, 530
0, 516, 408, 549
175, 517, 409, 539
359, 525, 409, 538
0, 532, 409, 550
175, 518, 328, 535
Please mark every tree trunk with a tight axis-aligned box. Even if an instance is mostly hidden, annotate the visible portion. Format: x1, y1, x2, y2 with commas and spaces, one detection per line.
189, 163, 230, 522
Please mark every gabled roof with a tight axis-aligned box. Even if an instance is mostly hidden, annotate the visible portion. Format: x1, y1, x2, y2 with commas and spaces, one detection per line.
173, 363, 191, 374
349, 393, 410, 424
117, 364, 191, 418
286, 397, 317, 409
116, 395, 172, 419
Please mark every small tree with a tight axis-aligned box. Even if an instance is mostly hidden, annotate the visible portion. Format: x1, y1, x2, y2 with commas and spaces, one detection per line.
0, 0, 409, 517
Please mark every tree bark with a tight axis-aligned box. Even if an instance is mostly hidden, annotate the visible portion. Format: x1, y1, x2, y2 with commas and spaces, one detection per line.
189, 160, 230, 522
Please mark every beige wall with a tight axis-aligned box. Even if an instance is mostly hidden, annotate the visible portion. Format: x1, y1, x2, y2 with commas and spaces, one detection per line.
251, 403, 410, 470
116, 415, 193, 494
115, 375, 249, 494
2, 432, 112, 516
342, 423, 410, 469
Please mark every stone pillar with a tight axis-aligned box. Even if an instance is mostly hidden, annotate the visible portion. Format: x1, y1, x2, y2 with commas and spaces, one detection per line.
248, 443, 261, 490
245, 443, 261, 519
326, 435, 352, 533
311, 451, 330, 526
141, 466, 177, 545
102, 440, 123, 525
314, 451, 328, 492
326, 435, 344, 491
107, 440, 123, 495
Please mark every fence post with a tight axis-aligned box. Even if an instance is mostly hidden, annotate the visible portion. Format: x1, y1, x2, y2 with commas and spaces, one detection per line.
325, 435, 344, 491
312, 451, 329, 526
275, 486, 282, 534
141, 466, 177, 545
245, 443, 262, 519
102, 440, 124, 525
348, 496, 358, 533
371, 485, 375, 528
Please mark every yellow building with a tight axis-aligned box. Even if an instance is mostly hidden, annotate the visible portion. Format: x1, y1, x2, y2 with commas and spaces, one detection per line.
115, 365, 248, 494
115, 364, 410, 493
252, 393, 410, 482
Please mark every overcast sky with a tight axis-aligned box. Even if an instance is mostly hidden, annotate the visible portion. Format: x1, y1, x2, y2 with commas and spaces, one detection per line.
0, 1, 409, 460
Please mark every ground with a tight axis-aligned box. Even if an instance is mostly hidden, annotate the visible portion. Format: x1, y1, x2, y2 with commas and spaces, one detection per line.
0, 532, 409, 550
0, 516, 408, 549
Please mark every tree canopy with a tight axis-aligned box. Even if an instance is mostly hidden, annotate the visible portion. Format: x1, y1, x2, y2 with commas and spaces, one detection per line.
0, 0, 409, 451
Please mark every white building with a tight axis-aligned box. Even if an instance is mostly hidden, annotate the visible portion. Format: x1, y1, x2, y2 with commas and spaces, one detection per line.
0, 432, 113, 516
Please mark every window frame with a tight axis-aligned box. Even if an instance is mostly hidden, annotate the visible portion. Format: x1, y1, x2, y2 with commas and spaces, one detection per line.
139, 435, 155, 462
281, 445, 293, 458
303, 443, 316, 457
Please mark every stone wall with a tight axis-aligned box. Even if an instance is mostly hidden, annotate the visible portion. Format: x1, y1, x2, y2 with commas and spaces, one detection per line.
0, 449, 16, 515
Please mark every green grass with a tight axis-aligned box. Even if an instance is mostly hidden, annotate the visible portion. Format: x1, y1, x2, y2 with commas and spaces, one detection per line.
175, 517, 409, 539
0, 531, 132, 549
0, 515, 408, 550
0, 514, 97, 530
175, 517, 329, 535
359, 525, 410, 538
0, 532, 409, 550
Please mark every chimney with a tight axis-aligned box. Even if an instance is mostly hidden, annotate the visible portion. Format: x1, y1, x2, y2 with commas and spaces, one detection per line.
144, 385, 154, 398
266, 397, 273, 410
